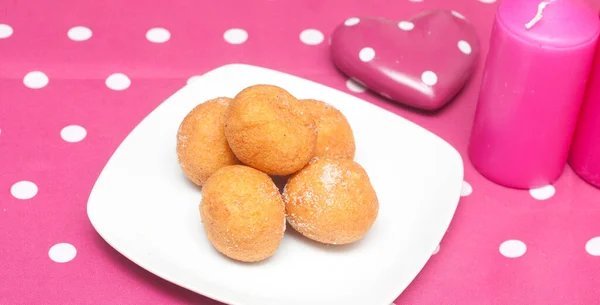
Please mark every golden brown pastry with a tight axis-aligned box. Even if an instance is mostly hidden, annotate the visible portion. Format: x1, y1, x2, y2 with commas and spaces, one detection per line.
176, 97, 240, 186
283, 158, 378, 245
302, 99, 355, 160
224, 85, 317, 176
200, 165, 286, 262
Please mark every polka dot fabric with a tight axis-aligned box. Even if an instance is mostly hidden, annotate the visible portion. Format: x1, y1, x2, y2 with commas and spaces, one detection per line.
1, 0, 599, 304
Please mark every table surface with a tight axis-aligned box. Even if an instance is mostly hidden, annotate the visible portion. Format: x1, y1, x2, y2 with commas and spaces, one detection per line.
2, 0, 600, 304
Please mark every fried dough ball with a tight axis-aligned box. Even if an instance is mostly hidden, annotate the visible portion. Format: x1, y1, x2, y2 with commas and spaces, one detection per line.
200, 165, 286, 262
301, 99, 355, 160
176, 97, 240, 186
283, 158, 378, 245
224, 85, 317, 176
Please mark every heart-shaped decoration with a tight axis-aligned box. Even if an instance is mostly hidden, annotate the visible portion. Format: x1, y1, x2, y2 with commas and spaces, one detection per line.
330, 10, 481, 111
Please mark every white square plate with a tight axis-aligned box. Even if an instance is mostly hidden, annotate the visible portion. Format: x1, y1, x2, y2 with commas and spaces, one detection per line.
87, 64, 463, 305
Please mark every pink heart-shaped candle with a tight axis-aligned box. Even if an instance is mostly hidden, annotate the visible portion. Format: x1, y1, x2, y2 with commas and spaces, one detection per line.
330, 10, 480, 111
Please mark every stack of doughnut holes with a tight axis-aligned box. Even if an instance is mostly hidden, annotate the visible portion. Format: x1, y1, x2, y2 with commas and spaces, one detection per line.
176, 84, 379, 263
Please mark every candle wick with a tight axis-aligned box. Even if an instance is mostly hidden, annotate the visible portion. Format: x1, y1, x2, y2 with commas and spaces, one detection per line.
525, 0, 554, 30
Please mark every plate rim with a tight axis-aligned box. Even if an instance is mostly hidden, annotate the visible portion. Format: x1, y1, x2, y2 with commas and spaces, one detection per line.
87, 63, 464, 305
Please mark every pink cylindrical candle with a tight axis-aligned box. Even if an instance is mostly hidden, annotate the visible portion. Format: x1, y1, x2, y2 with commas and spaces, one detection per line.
468, 0, 600, 189
569, 35, 600, 189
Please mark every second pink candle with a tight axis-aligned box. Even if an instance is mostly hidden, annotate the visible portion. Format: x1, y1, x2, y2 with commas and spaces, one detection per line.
469, 0, 600, 189
569, 35, 600, 189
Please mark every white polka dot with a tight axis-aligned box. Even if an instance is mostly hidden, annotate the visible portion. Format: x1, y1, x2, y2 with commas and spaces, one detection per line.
23, 71, 49, 89
421, 71, 438, 86
61, 125, 87, 143
11, 181, 38, 200
300, 29, 324, 45
433, 244, 440, 255
67, 26, 92, 41
499, 240, 526, 258
187, 75, 202, 85
458, 40, 472, 55
224, 28, 248, 44
146, 27, 170, 43
359, 47, 375, 62
345, 17, 360, 26
452, 11, 466, 19
105, 73, 131, 91
48, 243, 77, 263
0, 24, 14, 39
529, 185, 555, 200
460, 181, 472, 196
346, 78, 366, 93
479, 0, 497, 3
586, 237, 600, 256
398, 21, 415, 31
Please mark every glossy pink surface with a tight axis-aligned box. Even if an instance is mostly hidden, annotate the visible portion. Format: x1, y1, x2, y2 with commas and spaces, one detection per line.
570, 35, 600, 189
469, 0, 600, 189
330, 10, 480, 111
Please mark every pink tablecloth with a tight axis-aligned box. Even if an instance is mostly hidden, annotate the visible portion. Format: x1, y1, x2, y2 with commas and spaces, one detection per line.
2, 0, 600, 304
